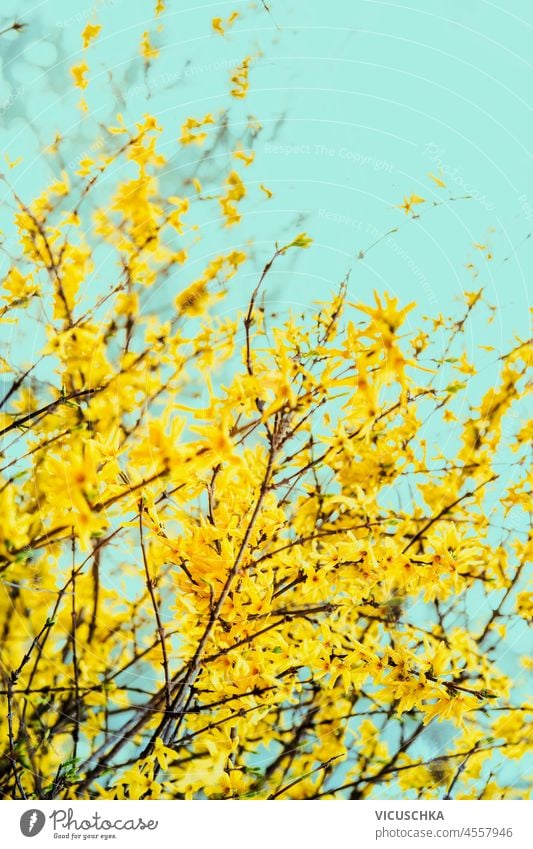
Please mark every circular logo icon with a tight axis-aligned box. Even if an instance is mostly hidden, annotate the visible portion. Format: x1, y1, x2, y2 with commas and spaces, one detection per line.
20, 809, 46, 838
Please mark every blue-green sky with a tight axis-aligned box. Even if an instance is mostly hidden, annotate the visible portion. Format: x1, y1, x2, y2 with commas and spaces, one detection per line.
1, 0, 531, 406
2, 0, 532, 328
1, 0, 530, 554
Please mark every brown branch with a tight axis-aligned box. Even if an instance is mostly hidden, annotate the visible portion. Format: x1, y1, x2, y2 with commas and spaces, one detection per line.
0, 428, 71, 476
5, 678, 26, 799
10, 618, 57, 687
0, 176, 73, 324
316, 742, 515, 798
70, 538, 81, 759
0, 358, 43, 411
20, 528, 124, 722
244, 247, 281, 379
443, 744, 479, 800
155, 425, 282, 748
0, 386, 104, 439
477, 559, 526, 644
0, 21, 26, 37
402, 475, 497, 554
267, 755, 342, 800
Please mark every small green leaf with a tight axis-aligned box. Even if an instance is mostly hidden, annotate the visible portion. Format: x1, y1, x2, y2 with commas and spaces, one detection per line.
445, 382, 467, 394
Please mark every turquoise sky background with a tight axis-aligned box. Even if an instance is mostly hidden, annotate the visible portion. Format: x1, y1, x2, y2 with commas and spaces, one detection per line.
1, 0, 531, 437
2, 0, 532, 323
0, 0, 531, 797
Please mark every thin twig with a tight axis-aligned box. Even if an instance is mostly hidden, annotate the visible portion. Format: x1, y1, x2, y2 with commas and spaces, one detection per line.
268, 755, 342, 799
70, 537, 81, 759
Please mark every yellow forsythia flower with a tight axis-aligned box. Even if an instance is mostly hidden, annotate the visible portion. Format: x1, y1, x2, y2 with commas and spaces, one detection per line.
71, 61, 89, 89
82, 23, 101, 48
